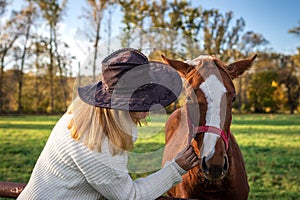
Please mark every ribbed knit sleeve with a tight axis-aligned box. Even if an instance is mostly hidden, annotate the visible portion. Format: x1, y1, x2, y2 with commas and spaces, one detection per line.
71, 138, 185, 200
89, 160, 184, 200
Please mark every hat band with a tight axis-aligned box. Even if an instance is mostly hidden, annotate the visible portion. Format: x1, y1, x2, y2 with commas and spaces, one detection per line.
103, 83, 155, 94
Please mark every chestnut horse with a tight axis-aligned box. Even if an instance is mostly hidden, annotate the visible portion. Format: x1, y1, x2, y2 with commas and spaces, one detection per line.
161, 54, 256, 199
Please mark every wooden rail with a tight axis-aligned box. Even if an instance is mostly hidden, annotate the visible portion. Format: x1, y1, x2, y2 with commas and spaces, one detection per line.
0, 182, 26, 198
0, 181, 196, 199
156, 197, 198, 200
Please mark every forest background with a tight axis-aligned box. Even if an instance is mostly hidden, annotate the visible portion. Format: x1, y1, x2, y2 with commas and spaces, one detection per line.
1, 0, 300, 115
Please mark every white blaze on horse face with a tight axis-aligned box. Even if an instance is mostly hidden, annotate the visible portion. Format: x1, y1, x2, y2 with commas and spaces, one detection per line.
199, 74, 227, 160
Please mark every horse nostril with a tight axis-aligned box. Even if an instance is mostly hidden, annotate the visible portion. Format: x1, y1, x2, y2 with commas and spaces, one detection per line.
202, 157, 208, 173
223, 155, 229, 171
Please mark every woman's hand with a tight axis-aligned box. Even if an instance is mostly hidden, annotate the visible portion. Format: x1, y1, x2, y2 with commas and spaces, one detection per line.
174, 145, 199, 171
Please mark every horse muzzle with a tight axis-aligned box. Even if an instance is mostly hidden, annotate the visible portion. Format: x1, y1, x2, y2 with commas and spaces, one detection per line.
200, 154, 229, 180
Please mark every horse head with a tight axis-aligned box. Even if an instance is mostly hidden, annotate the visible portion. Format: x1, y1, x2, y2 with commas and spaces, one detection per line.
162, 54, 256, 181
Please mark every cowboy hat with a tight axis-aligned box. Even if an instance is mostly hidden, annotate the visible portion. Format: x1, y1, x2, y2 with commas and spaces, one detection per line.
78, 48, 182, 111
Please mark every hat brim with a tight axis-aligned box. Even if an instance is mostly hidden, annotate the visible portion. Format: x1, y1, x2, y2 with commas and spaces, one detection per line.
78, 62, 182, 111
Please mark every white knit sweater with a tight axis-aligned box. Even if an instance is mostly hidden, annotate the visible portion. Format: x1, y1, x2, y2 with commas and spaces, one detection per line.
17, 113, 186, 200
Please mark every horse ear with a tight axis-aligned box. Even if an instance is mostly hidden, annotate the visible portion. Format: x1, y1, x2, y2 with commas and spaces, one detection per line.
227, 54, 257, 79
161, 55, 194, 78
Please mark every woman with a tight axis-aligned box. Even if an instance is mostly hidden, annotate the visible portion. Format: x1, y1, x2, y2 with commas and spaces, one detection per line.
17, 48, 199, 200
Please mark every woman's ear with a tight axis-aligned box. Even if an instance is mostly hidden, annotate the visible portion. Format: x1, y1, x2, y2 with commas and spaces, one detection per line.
227, 54, 257, 79
161, 55, 194, 78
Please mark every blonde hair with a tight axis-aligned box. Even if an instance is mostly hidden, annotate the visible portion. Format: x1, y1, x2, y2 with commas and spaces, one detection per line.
67, 98, 137, 155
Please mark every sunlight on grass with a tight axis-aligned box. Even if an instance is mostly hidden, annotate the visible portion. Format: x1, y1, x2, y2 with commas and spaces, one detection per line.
0, 115, 60, 182
0, 114, 299, 199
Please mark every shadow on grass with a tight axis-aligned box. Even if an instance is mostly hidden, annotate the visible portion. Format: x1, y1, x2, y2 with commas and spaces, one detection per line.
0, 115, 60, 121
231, 126, 300, 136
232, 114, 300, 126
0, 124, 56, 130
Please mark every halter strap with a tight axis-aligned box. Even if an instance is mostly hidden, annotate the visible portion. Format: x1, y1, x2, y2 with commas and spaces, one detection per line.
186, 105, 231, 151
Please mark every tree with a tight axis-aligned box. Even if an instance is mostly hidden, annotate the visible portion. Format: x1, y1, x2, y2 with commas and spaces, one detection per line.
0, 2, 20, 113
31, 37, 48, 112
82, 0, 114, 81
284, 21, 300, 114
34, 0, 67, 113
278, 54, 300, 114
248, 70, 279, 113
239, 31, 269, 56
11, 1, 38, 113
289, 21, 300, 37
153, 0, 201, 58
3, 69, 19, 111
120, 0, 201, 58
201, 10, 246, 62
235, 31, 269, 113
120, 0, 150, 48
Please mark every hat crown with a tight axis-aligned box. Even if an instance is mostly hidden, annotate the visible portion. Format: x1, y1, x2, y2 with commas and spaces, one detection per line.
101, 48, 153, 92
102, 48, 149, 67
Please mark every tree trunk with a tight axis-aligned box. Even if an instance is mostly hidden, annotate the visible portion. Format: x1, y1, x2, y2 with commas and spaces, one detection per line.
0, 36, 18, 113
0, 58, 4, 113
49, 27, 55, 114
18, 23, 31, 114
92, 14, 102, 82
53, 27, 68, 110
237, 77, 242, 113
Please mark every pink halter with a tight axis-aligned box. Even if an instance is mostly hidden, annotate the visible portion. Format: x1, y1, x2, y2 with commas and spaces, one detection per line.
186, 105, 231, 151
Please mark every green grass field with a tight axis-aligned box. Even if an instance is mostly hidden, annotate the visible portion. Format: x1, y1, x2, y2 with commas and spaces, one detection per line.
0, 114, 299, 199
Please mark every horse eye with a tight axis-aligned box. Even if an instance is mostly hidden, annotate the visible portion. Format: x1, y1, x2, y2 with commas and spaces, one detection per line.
232, 95, 236, 102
